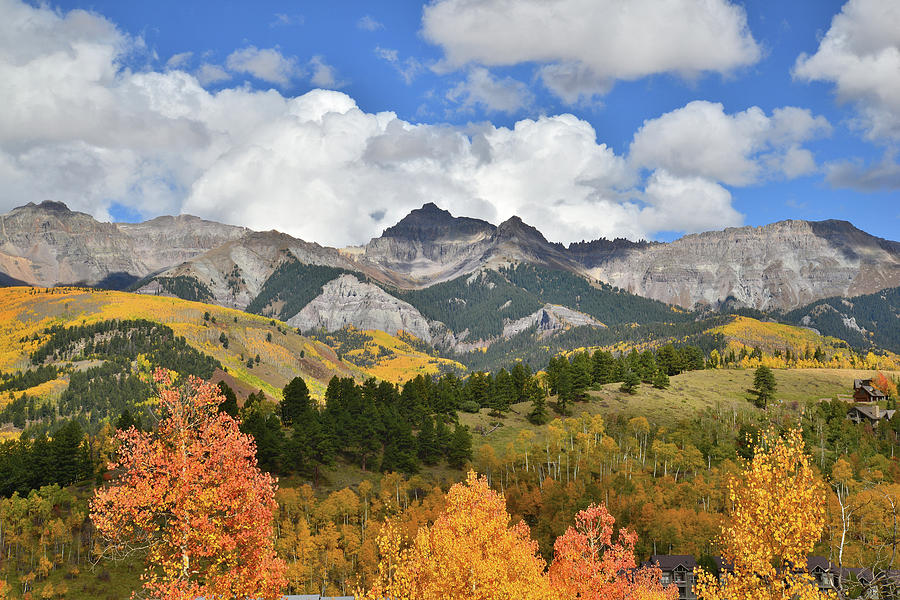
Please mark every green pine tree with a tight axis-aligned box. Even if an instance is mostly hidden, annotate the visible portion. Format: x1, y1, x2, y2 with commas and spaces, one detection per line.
619, 369, 641, 394
751, 365, 777, 408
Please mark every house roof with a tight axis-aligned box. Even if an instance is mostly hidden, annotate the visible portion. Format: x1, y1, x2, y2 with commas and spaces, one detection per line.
649, 555, 697, 570
849, 404, 895, 421
859, 385, 886, 398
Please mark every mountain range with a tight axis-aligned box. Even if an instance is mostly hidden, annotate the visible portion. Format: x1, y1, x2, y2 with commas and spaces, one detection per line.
2, 200, 899, 355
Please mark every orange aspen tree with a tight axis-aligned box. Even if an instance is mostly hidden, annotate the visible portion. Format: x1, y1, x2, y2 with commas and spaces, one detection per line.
694, 428, 833, 600
549, 503, 677, 600
364, 470, 554, 600
90, 369, 286, 600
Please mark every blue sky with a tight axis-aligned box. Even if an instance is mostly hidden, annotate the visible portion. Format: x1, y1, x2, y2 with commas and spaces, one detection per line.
3, 0, 899, 245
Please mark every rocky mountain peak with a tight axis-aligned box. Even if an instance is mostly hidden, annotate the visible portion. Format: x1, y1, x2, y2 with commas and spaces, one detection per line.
495, 215, 555, 246
34, 200, 71, 212
379, 203, 494, 242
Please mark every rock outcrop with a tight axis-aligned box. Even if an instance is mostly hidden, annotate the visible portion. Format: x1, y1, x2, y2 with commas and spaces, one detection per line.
0, 201, 245, 288
502, 304, 605, 338
287, 274, 434, 342
585, 220, 900, 311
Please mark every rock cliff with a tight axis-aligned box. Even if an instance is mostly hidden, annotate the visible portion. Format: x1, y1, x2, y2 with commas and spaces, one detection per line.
286, 274, 435, 342
0, 201, 245, 288
585, 220, 900, 310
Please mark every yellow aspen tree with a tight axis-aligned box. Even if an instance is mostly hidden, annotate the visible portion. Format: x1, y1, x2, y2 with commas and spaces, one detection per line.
695, 428, 835, 600
363, 471, 554, 600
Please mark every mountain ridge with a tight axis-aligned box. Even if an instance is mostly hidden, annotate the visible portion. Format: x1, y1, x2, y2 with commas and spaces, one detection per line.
2, 201, 899, 328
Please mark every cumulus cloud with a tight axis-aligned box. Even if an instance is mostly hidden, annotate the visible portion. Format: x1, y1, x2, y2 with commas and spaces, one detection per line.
422, 0, 761, 102
165, 51, 193, 69
794, 0, 900, 142
308, 55, 344, 88
629, 101, 830, 185
226, 46, 301, 86
446, 68, 533, 114
826, 152, 900, 190
640, 170, 742, 233
0, 0, 750, 246
194, 63, 230, 86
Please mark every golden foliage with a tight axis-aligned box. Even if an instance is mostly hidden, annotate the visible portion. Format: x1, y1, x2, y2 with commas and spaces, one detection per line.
364, 471, 553, 600
694, 428, 834, 600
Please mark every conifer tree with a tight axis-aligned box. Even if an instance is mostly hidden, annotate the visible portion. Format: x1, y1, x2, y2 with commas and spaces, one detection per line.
280, 376, 312, 426
417, 416, 441, 466
751, 365, 777, 408
651, 369, 670, 390
619, 370, 641, 395
447, 424, 473, 470
216, 381, 239, 417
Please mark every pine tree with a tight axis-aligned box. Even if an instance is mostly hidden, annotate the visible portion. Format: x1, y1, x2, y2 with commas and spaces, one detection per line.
528, 386, 550, 425
280, 376, 312, 426
447, 424, 473, 470
216, 381, 239, 417
651, 369, 670, 390
750, 365, 777, 408
417, 416, 441, 466
619, 370, 640, 395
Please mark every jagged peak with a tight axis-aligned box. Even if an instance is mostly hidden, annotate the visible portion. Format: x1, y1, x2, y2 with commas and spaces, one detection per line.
15, 200, 72, 213
495, 215, 549, 243
378, 202, 494, 241
37, 200, 71, 212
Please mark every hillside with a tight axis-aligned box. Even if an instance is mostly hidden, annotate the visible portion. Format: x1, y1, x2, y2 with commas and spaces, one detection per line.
783, 286, 900, 353
0, 287, 460, 408
460, 367, 896, 455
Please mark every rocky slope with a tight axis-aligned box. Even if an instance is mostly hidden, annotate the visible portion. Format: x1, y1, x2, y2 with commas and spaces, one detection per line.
0, 201, 245, 288
287, 274, 435, 342
4, 201, 900, 316
137, 230, 361, 310
585, 220, 900, 311
502, 304, 605, 338
356, 203, 584, 287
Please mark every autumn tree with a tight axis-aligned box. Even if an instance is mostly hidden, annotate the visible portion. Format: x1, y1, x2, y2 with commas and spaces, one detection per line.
549, 502, 677, 600
695, 428, 830, 600
90, 368, 286, 600
364, 470, 553, 600
872, 371, 897, 399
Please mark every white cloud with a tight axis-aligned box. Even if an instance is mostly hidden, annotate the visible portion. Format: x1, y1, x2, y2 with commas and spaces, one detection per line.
270, 13, 303, 27
194, 63, 230, 86
640, 170, 742, 233
629, 101, 830, 185
446, 68, 532, 114
422, 0, 761, 102
826, 152, 900, 190
357, 15, 384, 31
226, 46, 301, 86
308, 55, 344, 89
165, 51, 193, 69
0, 0, 749, 246
794, 0, 900, 141
375, 46, 423, 84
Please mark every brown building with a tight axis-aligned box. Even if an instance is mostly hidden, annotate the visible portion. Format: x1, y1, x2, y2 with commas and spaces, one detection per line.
854, 379, 887, 403
848, 403, 895, 425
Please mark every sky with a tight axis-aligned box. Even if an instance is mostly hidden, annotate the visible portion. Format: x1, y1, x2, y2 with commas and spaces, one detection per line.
1, 0, 899, 246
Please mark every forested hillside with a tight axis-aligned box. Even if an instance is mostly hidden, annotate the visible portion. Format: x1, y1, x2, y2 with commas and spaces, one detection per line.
783, 286, 900, 353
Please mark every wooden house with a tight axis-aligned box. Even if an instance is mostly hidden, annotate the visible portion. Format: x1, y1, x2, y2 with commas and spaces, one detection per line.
854, 379, 887, 403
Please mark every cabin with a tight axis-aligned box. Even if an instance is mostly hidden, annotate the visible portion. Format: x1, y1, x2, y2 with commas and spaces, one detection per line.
854, 379, 887, 403
648, 555, 699, 599
848, 403, 895, 425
